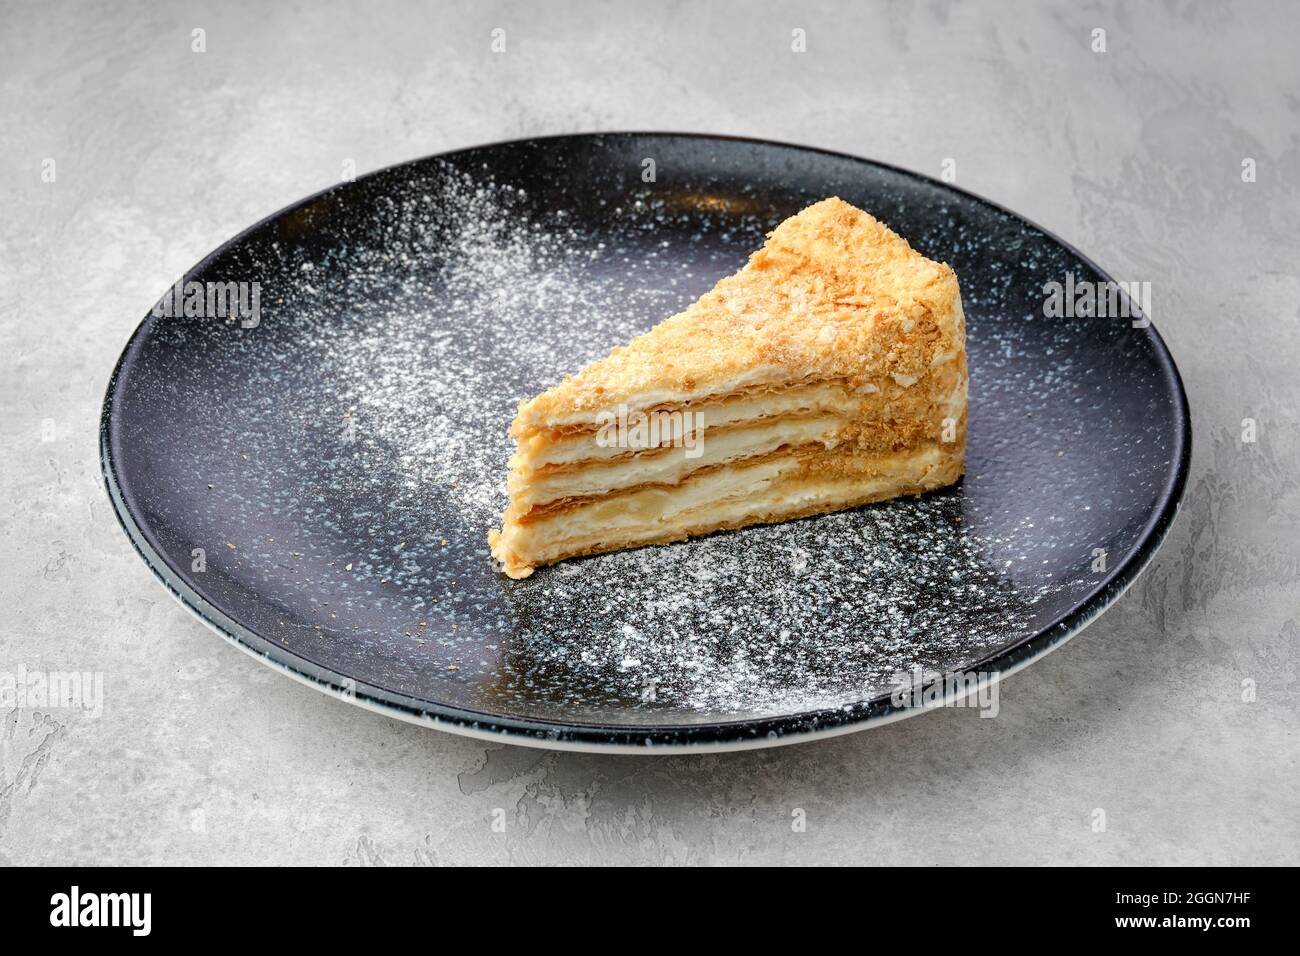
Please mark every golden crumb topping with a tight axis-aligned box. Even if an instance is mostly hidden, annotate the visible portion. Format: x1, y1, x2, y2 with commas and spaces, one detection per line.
512, 197, 961, 435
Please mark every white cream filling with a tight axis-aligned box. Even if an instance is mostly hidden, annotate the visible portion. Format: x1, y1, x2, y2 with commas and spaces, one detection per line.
511, 413, 846, 507
521, 363, 788, 431
524, 458, 796, 538
517, 381, 860, 469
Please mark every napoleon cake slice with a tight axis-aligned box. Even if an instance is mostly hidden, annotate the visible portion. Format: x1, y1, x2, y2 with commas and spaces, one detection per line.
488, 197, 967, 578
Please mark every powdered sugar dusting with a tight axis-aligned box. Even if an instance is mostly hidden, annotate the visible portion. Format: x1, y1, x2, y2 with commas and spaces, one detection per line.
265, 163, 1086, 721
114, 140, 1177, 734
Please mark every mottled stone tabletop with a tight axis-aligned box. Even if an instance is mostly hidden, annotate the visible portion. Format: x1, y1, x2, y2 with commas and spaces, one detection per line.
3, 1, 1297, 865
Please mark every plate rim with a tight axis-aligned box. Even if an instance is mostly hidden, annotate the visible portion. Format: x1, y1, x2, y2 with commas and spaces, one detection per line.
99, 130, 1193, 752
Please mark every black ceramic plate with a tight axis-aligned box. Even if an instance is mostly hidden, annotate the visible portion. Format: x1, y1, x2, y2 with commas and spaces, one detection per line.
101, 133, 1190, 751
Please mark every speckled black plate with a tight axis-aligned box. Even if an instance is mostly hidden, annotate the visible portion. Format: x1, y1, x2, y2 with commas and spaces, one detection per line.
101, 133, 1190, 752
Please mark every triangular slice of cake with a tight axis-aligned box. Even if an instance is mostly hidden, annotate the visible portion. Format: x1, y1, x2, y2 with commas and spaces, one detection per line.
489, 197, 967, 578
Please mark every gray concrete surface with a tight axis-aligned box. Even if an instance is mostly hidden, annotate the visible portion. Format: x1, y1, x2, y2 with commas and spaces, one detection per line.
2, 0, 1298, 865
